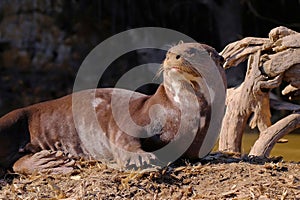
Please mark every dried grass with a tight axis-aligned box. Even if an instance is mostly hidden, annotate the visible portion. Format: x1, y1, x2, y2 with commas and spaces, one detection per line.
1, 153, 299, 199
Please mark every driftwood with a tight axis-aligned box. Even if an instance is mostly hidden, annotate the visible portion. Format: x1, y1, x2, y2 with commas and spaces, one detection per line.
249, 112, 300, 157
219, 26, 300, 158
282, 64, 300, 99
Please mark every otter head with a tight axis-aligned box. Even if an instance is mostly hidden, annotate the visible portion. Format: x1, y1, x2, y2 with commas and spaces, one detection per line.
161, 42, 226, 90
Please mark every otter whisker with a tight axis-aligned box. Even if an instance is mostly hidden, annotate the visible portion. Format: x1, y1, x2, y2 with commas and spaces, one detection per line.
154, 64, 164, 80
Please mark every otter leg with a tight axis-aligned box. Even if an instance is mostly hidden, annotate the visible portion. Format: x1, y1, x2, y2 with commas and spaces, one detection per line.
115, 149, 163, 171
125, 151, 163, 170
12, 150, 75, 174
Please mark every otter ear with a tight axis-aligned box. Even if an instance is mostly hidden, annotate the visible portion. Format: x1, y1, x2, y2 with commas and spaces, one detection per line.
177, 40, 184, 45
209, 52, 225, 67
218, 55, 225, 66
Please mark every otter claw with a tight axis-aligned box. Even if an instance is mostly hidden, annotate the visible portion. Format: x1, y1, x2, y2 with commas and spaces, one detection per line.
123, 152, 163, 171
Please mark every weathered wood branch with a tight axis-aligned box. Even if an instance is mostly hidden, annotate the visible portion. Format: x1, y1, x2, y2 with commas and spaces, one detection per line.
220, 37, 269, 68
220, 37, 269, 57
268, 26, 298, 42
282, 64, 300, 99
263, 48, 300, 77
249, 112, 300, 157
219, 51, 271, 152
219, 26, 300, 157
272, 33, 300, 52
218, 86, 248, 152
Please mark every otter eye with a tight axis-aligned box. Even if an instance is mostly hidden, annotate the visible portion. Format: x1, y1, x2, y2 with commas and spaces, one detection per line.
176, 55, 181, 60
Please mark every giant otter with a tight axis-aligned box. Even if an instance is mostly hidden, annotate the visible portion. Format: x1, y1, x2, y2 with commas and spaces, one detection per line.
0, 43, 226, 174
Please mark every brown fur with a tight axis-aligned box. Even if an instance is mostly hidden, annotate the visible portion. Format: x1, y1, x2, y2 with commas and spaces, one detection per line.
0, 43, 225, 174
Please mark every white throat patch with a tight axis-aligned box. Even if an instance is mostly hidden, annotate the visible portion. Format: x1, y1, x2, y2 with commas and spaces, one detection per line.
92, 98, 104, 108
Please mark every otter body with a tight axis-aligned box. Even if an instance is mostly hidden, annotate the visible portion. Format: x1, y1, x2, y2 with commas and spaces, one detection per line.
0, 43, 225, 174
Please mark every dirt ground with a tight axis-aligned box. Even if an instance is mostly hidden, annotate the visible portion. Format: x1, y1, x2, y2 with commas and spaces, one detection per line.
0, 152, 299, 200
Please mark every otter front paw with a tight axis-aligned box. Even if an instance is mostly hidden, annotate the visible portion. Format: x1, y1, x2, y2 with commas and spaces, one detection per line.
122, 152, 164, 171
13, 150, 75, 174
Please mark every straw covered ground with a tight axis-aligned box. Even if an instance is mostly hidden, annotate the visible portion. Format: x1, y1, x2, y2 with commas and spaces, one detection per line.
0, 152, 299, 200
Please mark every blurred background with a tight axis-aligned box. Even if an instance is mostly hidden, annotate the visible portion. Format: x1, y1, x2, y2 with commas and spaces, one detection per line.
0, 0, 300, 116
0, 0, 300, 160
